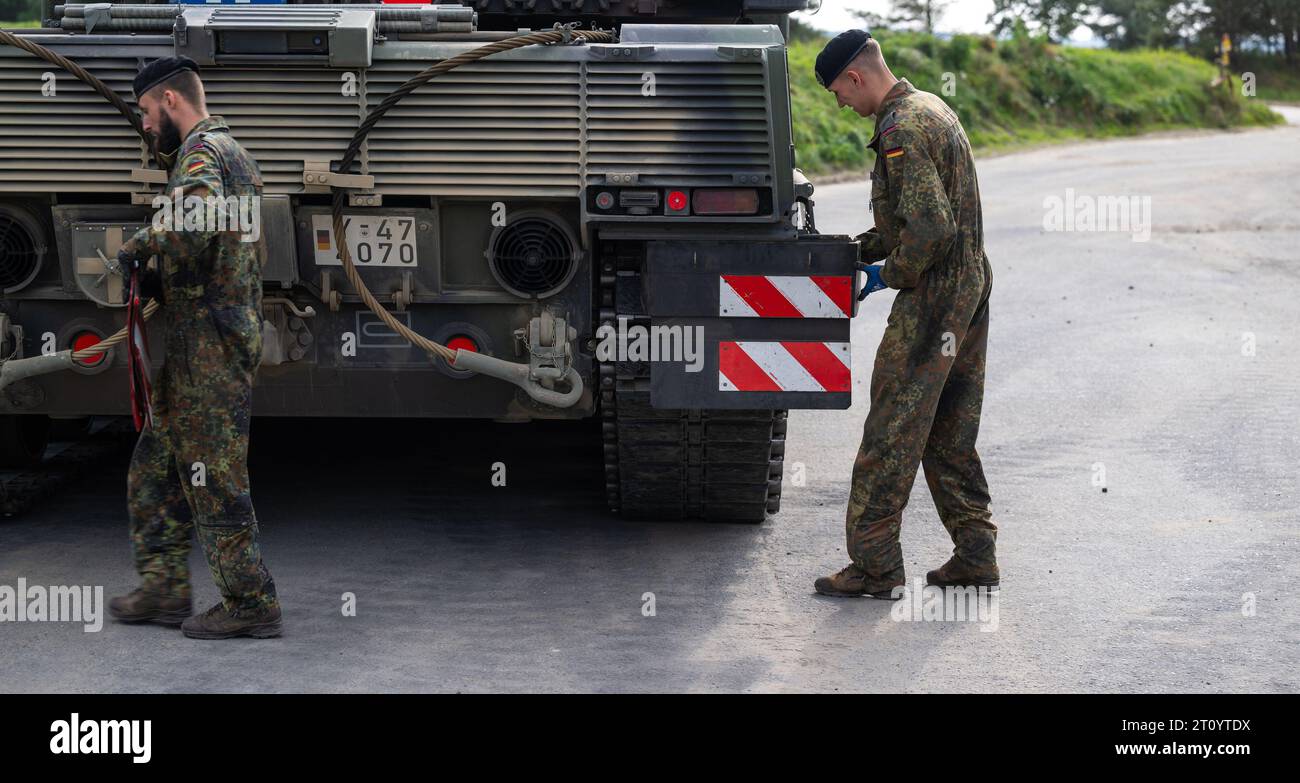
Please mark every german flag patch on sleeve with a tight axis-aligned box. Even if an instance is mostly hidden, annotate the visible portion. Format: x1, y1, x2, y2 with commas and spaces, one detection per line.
885, 147, 905, 159
185, 159, 207, 176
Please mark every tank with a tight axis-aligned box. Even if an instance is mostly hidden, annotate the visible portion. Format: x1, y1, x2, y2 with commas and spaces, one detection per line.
0, 0, 859, 522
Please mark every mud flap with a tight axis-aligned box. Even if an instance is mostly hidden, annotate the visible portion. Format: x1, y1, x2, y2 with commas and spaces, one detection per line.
642, 237, 858, 410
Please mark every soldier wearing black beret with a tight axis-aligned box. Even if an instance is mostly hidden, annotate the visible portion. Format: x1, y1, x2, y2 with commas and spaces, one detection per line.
108, 56, 282, 639
811, 31, 1001, 599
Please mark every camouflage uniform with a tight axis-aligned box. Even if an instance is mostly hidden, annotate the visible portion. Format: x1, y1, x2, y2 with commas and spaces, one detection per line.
847, 79, 998, 592
119, 115, 277, 613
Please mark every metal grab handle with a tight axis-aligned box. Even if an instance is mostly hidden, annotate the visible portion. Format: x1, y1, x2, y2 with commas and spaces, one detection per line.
450, 349, 584, 408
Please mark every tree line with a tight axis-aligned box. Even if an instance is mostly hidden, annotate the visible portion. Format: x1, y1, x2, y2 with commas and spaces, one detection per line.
839, 1, 1298, 65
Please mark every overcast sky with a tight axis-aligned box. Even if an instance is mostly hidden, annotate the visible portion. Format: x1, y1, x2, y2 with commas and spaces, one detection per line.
794, 0, 996, 34
793, 1, 1098, 41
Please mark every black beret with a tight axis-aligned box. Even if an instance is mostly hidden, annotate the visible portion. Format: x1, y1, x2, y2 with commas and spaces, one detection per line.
815, 29, 873, 88
133, 56, 201, 99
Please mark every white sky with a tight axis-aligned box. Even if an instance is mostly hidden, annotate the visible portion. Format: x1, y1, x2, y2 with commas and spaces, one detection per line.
794, 0, 996, 35
794, 1, 1098, 41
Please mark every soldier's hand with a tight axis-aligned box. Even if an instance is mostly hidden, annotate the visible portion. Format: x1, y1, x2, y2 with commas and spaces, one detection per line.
856, 263, 887, 301
117, 243, 143, 272
854, 229, 886, 263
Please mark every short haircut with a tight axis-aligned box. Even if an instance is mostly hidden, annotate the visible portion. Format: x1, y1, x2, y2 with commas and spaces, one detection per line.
147, 69, 205, 109
849, 39, 885, 73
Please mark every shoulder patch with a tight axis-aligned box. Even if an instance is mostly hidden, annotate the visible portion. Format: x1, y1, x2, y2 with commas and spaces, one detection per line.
884, 146, 905, 159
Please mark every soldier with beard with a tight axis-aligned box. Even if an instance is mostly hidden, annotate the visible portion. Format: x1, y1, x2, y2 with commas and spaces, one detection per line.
106, 56, 281, 638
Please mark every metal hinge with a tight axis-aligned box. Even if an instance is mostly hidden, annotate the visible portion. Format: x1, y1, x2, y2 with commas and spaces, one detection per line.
303, 159, 375, 193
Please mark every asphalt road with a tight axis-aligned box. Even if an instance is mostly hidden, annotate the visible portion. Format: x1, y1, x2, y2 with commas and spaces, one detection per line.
2, 110, 1297, 693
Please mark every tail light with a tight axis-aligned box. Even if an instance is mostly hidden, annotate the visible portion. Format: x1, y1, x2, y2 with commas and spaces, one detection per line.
693, 188, 760, 216
447, 335, 478, 354
71, 331, 105, 367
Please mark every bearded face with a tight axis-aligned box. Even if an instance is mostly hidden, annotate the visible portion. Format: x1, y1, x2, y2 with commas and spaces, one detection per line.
137, 89, 186, 159
155, 107, 183, 156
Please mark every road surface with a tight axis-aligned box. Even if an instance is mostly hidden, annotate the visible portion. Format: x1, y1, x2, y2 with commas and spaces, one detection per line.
2, 111, 1297, 693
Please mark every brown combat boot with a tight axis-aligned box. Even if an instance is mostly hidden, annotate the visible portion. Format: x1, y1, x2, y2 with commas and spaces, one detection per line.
813, 564, 904, 599
926, 555, 999, 590
182, 601, 282, 640
108, 586, 192, 626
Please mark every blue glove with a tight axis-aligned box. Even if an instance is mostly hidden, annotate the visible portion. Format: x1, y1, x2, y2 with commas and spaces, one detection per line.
857, 263, 887, 301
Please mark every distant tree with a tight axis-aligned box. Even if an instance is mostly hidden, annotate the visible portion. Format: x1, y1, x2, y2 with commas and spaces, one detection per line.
988, 0, 1093, 41
849, 7, 889, 31
887, 0, 953, 34
1090, 0, 1182, 49
1177, 0, 1299, 62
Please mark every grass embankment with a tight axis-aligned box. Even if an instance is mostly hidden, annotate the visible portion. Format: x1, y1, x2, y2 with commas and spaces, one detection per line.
789, 31, 1285, 178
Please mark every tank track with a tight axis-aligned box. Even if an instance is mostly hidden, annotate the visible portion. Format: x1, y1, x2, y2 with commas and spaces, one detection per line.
597, 240, 785, 523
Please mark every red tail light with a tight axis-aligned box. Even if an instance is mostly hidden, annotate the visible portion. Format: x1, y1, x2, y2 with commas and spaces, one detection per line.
71, 332, 105, 367
447, 335, 478, 354
693, 188, 760, 216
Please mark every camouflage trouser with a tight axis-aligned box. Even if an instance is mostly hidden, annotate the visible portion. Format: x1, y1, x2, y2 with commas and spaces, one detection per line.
127, 307, 277, 611
846, 254, 997, 590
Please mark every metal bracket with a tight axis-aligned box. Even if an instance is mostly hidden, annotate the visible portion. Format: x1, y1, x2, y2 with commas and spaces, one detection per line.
551, 22, 577, 45
130, 169, 168, 185
322, 267, 343, 310
303, 159, 375, 193
717, 45, 767, 61
393, 271, 412, 311
590, 44, 655, 60
82, 3, 112, 35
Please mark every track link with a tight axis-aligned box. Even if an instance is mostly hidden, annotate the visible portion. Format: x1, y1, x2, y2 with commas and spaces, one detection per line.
598, 240, 785, 523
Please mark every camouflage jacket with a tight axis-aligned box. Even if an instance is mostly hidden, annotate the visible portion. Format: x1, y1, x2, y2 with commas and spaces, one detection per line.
122, 115, 265, 312
858, 79, 987, 289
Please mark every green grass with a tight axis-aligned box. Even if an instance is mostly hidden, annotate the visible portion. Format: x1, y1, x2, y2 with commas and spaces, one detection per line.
790, 32, 1286, 177
0, 19, 39, 28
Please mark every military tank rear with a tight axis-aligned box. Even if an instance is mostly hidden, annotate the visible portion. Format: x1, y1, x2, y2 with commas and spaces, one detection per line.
0, 0, 858, 522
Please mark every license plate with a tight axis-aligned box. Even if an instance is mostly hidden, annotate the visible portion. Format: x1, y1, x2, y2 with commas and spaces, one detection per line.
312, 214, 418, 267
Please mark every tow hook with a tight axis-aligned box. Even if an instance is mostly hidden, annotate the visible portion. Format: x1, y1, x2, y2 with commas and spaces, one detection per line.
449, 310, 583, 408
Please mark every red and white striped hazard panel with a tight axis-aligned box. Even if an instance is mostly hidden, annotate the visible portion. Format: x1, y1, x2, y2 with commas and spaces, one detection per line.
719, 341, 851, 393
719, 275, 853, 319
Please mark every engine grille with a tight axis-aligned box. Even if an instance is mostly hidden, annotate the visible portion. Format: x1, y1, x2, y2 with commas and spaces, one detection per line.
202, 67, 361, 191
0, 55, 146, 190
0, 49, 774, 197
365, 60, 582, 198
585, 61, 771, 187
